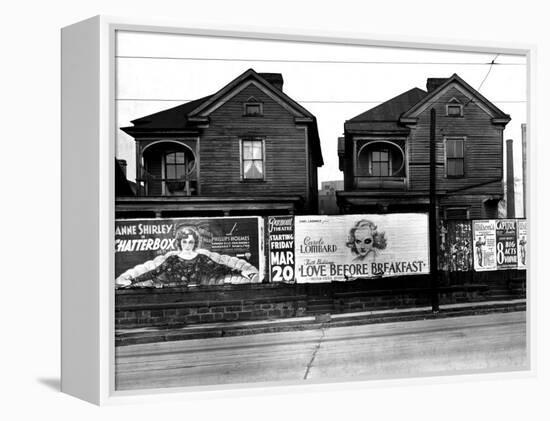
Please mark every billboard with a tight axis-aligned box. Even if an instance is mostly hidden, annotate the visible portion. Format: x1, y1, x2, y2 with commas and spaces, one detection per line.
267, 216, 295, 283
115, 217, 264, 288
439, 220, 473, 272
472, 220, 497, 271
472, 219, 527, 272
495, 219, 519, 269
293, 214, 430, 283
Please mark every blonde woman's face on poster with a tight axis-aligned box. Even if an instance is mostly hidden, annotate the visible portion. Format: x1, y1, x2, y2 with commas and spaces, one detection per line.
355, 227, 374, 256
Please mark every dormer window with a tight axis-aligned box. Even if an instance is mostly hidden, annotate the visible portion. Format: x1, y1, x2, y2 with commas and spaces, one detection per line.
446, 98, 463, 117
243, 97, 263, 116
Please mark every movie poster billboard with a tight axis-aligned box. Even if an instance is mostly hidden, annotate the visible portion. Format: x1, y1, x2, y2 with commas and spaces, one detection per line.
115, 217, 264, 288
267, 216, 295, 283
472, 220, 497, 271
517, 219, 527, 270
293, 213, 430, 283
495, 219, 518, 270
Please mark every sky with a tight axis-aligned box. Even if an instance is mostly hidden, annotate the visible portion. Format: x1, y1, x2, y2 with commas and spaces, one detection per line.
115, 31, 527, 215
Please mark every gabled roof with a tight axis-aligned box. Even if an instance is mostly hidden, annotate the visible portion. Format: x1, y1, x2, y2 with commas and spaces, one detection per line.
187, 68, 315, 120
344, 74, 511, 135
401, 73, 510, 123
121, 68, 323, 166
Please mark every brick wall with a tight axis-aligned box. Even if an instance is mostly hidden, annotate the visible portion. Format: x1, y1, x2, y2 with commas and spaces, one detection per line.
116, 271, 525, 328
116, 283, 308, 328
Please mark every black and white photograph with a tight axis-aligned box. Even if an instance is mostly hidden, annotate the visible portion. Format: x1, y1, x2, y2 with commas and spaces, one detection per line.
6, 0, 550, 418
113, 30, 528, 392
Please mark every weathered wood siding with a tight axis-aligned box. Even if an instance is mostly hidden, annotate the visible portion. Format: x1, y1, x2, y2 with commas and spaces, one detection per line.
440, 195, 500, 219
408, 86, 504, 195
307, 139, 319, 213
199, 84, 311, 205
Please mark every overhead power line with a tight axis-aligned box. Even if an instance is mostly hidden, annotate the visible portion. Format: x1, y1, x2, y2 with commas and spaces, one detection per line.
477, 54, 500, 91
115, 55, 525, 66
464, 54, 500, 108
116, 98, 526, 104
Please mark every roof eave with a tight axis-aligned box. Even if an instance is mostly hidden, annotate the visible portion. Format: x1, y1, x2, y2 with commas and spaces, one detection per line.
120, 127, 201, 138
491, 116, 512, 126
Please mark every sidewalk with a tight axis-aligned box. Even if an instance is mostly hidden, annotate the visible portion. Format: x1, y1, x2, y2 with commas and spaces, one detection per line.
115, 298, 526, 346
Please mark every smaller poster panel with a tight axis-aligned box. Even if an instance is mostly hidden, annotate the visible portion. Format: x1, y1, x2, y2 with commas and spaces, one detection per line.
267, 216, 295, 283
495, 219, 518, 270
517, 219, 527, 270
472, 220, 497, 271
439, 220, 473, 272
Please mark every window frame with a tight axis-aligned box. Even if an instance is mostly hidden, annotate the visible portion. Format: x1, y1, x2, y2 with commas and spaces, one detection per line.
164, 151, 191, 181
444, 136, 466, 178
369, 148, 392, 176
240, 137, 266, 181
162, 148, 197, 196
446, 98, 464, 117
356, 140, 405, 178
243, 101, 264, 117
443, 206, 470, 220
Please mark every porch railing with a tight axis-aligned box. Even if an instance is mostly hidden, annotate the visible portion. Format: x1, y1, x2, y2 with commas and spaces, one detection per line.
136, 168, 198, 196
354, 176, 406, 190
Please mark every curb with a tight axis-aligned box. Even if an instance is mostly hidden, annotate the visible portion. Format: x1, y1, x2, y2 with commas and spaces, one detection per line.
116, 299, 526, 346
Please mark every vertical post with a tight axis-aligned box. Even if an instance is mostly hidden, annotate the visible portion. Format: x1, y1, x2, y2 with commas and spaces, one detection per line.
506, 138, 515, 218
429, 108, 440, 312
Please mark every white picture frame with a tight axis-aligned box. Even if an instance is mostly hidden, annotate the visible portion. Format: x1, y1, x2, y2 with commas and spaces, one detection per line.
61, 15, 535, 405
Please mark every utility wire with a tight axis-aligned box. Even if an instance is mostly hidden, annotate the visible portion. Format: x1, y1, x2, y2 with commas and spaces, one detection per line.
477, 54, 500, 91
464, 54, 500, 107
115, 55, 524, 66
116, 98, 526, 104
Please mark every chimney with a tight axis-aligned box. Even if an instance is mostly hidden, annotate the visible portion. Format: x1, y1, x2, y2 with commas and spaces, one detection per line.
426, 78, 448, 93
506, 139, 515, 218
337, 137, 345, 171
259, 73, 284, 91
117, 159, 127, 177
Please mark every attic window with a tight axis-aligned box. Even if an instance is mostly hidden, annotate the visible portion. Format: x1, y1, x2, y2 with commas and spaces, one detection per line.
446, 99, 463, 117
243, 100, 263, 117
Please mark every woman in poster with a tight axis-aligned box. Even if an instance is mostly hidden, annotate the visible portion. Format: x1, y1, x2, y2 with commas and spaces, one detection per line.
346, 219, 387, 262
115, 225, 260, 288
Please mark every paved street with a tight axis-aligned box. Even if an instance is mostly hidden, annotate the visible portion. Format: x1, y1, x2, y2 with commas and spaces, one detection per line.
115, 311, 527, 391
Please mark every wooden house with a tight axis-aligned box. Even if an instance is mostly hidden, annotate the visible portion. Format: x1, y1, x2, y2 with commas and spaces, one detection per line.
116, 69, 323, 218
337, 74, 511, 220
